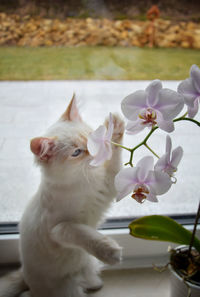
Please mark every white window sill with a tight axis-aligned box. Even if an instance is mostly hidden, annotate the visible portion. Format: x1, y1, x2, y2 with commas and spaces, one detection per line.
1, 226, 199, 267
92, 268, 170, 297
0, 266, 170, 297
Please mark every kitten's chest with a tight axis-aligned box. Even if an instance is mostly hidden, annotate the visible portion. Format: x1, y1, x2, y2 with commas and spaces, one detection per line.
79, 191, 112, 227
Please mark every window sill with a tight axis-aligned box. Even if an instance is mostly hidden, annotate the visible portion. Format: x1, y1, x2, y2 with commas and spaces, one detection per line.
0, 266, 170, 297
1, 226, 199, 267
94, 268, 170, 297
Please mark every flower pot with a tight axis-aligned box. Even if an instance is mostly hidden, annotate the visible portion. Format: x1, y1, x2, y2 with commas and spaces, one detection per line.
169, 246, 200, 297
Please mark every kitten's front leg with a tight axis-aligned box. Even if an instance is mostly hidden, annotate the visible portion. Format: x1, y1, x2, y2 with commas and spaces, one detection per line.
51, 223, 122, 265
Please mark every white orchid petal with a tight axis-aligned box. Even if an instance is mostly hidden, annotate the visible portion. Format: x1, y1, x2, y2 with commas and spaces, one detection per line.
171, 146, 183, 168
157, 117, 174, 133
146, 193, 158, 202
156, 89, 184, 120
87, 138, 100, 157
137, 156, 154, 182
126, 119, 145, 135
87, 113, 115, 167
178, 78, 198, 107
153, 171, 172, 195
87, 125, 106, 156
115, 167, 139, 201
188, 98, 199, 118
190, 64, 200, 93
121, 90, 147, 121
166, 135, 172, 161
89, 143, 110, 167
154, 154, 169, 172
115, 185, 134, 201
146, 80, 162, 107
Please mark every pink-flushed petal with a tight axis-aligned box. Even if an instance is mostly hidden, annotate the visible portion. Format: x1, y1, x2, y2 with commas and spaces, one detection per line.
156, 89, 184, 120
165, 135, 172, 161
87, 138, 100, 157
87, 125, 106, 156
105, 142, 113, 159
152, 171, 172, 195
89, 142, 111, 167
187, 98, 199, 118
115, 185, 134, 201
156, 116, 174, 133
115, 167, 139, 201
146, 80, 162, 107
91, 125, 106, 142
137, 156, 154, 182
190, 64, 200, 93
126, 119, 146, 135
178, 78, 198, 107
154, 154, 169, 172
146, 193, 158, 202
171, 146, 183, 168
106, 113, 114, 141
121, 90, 147, 121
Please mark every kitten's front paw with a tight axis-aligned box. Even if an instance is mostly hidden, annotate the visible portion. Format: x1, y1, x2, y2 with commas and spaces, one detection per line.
95, 236, 122, 265
105, 113, 125, 143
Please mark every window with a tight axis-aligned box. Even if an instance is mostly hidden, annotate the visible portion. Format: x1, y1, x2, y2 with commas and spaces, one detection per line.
0, 81, 199, 225
0, 1, 200, 268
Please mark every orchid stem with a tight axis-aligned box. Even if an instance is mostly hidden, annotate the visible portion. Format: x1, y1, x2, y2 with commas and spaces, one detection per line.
174, 117, 200, 127
124, 150, 134, 167
144, 143, 160, 158
188, 200, 200, 256
124, 127, 159, 166
113, 116, 199, 169
111, 141, 132, 152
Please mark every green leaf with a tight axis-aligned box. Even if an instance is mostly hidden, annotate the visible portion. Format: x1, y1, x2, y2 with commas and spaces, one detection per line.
129, 215, 200, 253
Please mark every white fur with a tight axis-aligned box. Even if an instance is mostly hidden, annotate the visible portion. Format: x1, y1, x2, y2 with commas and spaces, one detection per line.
0, 109, 124, 297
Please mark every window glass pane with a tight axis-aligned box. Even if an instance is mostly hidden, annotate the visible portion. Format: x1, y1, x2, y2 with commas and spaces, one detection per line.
0, 80, 199, 223
0, 1, 200, 224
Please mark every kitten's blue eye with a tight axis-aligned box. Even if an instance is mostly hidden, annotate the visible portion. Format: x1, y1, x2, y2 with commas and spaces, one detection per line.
71, 148, 82, 157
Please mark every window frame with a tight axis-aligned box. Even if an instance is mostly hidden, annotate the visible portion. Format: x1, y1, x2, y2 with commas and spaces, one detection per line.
0, 215, 199, 269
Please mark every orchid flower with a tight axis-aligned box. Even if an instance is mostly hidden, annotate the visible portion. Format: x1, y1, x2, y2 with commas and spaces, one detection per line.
178, 64, 200, 118
87, 113, 114, 166
121, 80, 184, 134
115, 156, 172, 203
154, 135, 183, 178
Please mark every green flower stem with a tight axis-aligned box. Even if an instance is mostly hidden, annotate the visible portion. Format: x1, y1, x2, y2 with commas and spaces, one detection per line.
188, 200, 200, 256
111, 127, 159, 166
144, 143, 160, 158
124, 127, 159, 166
143, 126, 158, 143
111, 116, 199, 167
111, 141, 132, 152
174, 117, 200, 127
124, 150, 134, 167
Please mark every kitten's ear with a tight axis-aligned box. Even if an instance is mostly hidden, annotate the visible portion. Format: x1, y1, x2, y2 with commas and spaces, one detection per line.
30, 137, 56, 162
61, 93, 82, 122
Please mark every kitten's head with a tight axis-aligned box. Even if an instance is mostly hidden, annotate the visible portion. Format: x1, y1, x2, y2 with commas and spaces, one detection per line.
30, 95, 94, 185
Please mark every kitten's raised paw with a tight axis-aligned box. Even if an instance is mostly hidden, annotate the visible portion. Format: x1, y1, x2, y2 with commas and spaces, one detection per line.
20, 291, 31, 297
105, 113, 125, 143
85, 277, 103, 294
95, 236, 122, 265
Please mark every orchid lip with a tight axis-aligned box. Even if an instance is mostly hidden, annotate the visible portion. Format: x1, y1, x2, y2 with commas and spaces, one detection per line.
138, 108, 157, 126
131, 184, 150, 203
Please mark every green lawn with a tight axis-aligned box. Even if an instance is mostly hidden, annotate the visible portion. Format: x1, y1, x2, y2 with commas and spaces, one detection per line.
0, 46, 199, 80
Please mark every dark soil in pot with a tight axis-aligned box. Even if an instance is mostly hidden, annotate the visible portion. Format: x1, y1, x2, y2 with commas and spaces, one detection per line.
170, 247, 200, 286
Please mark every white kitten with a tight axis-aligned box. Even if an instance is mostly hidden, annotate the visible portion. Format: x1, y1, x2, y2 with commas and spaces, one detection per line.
0, 95, 124, 297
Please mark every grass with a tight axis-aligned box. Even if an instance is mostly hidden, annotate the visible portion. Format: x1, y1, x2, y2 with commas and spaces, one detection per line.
0, 46, 200, 80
